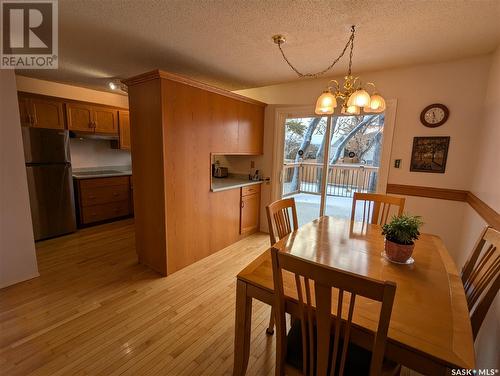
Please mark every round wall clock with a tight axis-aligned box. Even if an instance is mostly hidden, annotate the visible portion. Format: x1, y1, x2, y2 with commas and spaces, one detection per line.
420, 103, 449, 128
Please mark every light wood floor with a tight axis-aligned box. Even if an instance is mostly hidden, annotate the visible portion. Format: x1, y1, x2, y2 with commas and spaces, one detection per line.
0, 219, 277, 375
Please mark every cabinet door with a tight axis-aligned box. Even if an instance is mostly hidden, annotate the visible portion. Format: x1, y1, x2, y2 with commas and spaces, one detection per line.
237, 102, 264, 154
66, 103, 94, 132
94, 107, 118, 134
18, 96, 32, 127
240, 192, 260, 235
118, 110, 131, 149
31, 97, 65, 129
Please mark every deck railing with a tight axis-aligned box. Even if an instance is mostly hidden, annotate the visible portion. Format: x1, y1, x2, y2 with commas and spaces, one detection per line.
282, 162, 378, 198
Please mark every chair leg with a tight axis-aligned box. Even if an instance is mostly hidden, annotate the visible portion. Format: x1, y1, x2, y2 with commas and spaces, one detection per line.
266, 306, 275, 335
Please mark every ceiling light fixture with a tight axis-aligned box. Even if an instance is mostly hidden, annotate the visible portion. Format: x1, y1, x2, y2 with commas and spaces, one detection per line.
108, 80, 128, 93
272, 26, 385, 115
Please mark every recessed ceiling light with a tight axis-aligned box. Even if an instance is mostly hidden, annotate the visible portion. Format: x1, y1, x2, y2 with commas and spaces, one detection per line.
108, 82, 117, 90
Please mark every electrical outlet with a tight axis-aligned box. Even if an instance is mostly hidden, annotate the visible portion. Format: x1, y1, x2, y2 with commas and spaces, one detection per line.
250, 160, 255, 168
394, 159, 401, 169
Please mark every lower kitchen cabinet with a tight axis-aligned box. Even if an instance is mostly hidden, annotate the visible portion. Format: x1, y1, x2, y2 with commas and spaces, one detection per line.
75, 176, 133, 226
239, 184, 261, 235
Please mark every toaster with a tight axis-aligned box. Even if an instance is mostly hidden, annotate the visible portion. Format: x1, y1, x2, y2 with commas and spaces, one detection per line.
213, 166, 228, 178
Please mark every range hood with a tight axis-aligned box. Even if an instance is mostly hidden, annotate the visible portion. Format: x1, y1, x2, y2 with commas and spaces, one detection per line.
69, 131, 119, 141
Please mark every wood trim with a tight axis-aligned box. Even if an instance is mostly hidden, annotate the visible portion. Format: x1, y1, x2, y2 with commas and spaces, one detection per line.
386, 184, 500, 230
18, 91, 129, 110
466, 192, 500, 230
386, 184, 468, 201
122, 69, 266, 107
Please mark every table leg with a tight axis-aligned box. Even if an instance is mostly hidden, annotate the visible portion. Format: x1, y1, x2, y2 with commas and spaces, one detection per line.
233, 279, 253, 376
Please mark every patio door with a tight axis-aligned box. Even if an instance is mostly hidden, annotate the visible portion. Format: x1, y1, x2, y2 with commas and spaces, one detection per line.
281, 113, 386, 225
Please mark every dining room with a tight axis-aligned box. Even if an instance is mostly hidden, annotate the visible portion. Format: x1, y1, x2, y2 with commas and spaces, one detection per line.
1, 1, 499, 375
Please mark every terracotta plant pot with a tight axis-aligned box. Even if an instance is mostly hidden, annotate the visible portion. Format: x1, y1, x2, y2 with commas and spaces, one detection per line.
385, 239, 415, 263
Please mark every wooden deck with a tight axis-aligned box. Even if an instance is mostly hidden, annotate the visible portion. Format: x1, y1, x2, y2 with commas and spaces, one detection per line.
0, 219, 275, 375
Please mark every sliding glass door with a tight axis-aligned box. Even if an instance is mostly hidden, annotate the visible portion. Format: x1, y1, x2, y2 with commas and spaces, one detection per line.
281, 113, 385, 225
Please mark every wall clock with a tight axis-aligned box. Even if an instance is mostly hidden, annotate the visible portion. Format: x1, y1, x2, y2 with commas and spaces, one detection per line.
420, 103, 449, 128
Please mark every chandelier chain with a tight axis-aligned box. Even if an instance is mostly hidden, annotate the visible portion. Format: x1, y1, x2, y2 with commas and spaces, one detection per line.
276, 25, 356, 79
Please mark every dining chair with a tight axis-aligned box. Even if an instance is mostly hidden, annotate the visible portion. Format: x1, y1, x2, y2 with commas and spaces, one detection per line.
351, 192, 405, 225
271, 247, 400, 376
265, 197, 299, 335
461, 226, 500, 339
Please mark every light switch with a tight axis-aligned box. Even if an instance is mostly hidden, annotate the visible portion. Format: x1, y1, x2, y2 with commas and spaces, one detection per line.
394, 159, 401, 169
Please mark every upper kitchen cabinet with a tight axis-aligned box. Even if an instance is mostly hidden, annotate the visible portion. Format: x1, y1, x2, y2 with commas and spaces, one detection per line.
67, 103, 118, 134
237, 101, 264, 154
18, 93, 65, 129
118, 110, 131, 150
66, 103, 94, 132
93, 107, 118, 134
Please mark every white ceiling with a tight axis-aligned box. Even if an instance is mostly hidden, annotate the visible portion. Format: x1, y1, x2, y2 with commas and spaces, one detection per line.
19, 0, 500, 92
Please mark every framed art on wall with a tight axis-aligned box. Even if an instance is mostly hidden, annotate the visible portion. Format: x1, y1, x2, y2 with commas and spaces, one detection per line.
410, 136, 450, 173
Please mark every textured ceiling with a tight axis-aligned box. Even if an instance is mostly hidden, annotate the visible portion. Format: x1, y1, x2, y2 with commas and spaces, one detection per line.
18, 0, 500, 92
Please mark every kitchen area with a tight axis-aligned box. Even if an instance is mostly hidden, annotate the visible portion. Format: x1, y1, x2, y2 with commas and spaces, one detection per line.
18, 87, 133, 241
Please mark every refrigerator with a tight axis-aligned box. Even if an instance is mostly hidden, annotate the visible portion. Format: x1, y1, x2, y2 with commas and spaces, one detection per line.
22, 127, 77, 241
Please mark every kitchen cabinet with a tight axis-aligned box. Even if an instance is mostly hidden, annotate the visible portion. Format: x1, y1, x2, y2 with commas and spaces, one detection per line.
66, 103, 118, 134
66, 103, 94, 132
123, 69, 266, 275
75, 176, 132, 226
240, 185, 261, 235
18, 94, 65, 129
119, 110, 131, 150
94, 107, 118, 134
237, 102, 264, 154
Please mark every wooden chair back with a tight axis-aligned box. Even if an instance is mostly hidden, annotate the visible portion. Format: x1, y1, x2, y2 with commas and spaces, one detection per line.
461, 226, 500, 339
266, 198, 299, 245
271, 247, 396, 376
351, 193, 405, 225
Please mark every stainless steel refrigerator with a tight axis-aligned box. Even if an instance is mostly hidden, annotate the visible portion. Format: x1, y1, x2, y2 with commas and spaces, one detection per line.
22, 127, 77, 241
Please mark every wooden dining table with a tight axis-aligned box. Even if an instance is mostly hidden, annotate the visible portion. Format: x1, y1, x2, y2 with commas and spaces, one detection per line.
233, 216, 475, 375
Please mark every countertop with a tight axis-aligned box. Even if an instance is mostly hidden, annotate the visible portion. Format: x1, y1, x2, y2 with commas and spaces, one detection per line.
211, 175, 263, 192
72, 166, 132, 179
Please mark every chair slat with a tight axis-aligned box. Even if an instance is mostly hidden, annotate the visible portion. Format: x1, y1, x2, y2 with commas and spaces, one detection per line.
461, 226, 500, 339
351, 192, 405, 225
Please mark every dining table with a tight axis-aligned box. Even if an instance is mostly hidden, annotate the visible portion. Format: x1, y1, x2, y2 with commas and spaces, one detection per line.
233, 216, 475, 375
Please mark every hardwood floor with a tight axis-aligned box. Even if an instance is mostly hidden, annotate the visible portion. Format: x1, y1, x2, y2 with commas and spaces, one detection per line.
0, 219, 276, 375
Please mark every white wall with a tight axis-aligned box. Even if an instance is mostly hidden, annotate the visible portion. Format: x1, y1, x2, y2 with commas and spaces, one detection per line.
236, 54, 499, 369
458, 47, 500, 369
0, 71, 39, 288
70, 139, 131, 169
16, 75, 129, 108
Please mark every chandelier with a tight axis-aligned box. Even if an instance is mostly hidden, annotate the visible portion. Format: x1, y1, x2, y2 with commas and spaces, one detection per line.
272, 26, 386, 116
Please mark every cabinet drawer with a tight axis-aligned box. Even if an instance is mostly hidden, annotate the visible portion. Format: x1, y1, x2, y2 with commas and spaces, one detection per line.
81, 201, 130, 224
241, 184, 261, 197
81, 184, 130, 207
79, 176, 130, 189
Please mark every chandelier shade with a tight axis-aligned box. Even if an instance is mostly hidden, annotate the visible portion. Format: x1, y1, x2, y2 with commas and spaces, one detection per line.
315, 91, 337, 115
348, 89, 371, 108
369, 94, 386, 112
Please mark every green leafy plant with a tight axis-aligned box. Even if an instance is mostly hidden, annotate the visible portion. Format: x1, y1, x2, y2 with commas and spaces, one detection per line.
382, 214, 423, 245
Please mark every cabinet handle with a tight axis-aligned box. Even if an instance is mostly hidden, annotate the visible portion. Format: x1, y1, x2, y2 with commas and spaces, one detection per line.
94, 121, 98, 128
241, 201, 244, 208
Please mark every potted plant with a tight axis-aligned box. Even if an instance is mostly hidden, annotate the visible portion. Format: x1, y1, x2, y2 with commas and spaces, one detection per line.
382, 214, 423, 263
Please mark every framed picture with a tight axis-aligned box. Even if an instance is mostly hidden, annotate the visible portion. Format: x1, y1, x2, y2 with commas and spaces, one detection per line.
410, 136, 450, 173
